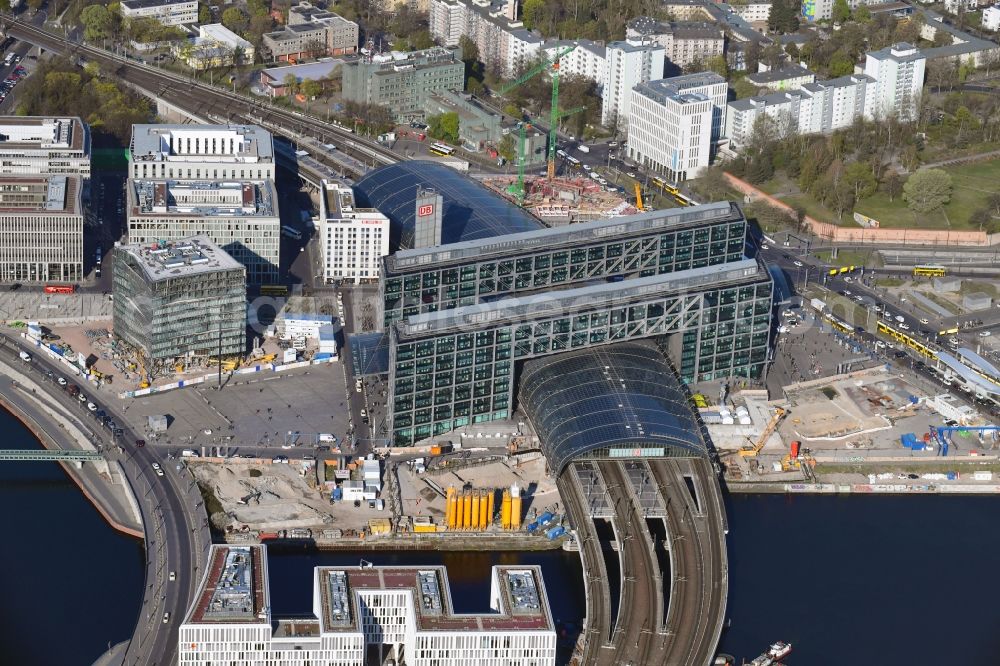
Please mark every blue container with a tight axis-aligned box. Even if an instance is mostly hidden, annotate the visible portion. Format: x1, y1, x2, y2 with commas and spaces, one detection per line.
48, 343, 64, 356
537, 511, 555, 527
332, 487, 343, 501
546, 525, 566, 540
526, 520, 539, 533
947, 472, 957, 481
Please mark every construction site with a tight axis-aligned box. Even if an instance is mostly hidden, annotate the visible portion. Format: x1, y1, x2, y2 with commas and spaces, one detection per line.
482, 175, 638, 224
711, 369, 1000, 492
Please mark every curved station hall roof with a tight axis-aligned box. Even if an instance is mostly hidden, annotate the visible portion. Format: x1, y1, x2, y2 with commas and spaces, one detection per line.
352, 161, 542, 250
519, 342, 708, 474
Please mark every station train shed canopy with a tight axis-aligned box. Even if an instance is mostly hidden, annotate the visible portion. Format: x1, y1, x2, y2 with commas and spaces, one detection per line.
519, 341, 709, 474
352, 161, 542, 250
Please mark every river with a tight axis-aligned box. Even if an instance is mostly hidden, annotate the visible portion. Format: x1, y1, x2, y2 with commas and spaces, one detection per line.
4, 396, 999, 666
0, 407, 144, 666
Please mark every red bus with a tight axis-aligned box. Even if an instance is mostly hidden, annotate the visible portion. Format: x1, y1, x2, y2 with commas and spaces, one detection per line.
43, 284, 76, 294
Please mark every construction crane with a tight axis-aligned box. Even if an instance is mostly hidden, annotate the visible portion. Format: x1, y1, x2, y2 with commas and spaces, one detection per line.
931, 425, 1000, 455
634, 182, 644, 211
498, 45, 578, 185
739, 406, 788, 458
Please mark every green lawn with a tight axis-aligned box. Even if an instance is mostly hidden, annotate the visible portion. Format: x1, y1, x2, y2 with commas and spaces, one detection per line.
769, 158, 1000, 231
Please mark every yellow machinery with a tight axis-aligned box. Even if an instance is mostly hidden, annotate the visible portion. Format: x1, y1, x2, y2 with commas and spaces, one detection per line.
445, 486, 458, 528
739, 407, 788, 458
634, 182, 644, 211
480, 490, 490, 528
462, 492, 472, 529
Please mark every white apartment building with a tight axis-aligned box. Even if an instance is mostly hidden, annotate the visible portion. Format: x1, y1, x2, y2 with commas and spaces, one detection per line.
541, 39, 608, 84
726, 74, 875, 148
119, 0, 197, 26
625, 17, 724, 68
428, 0, 542, 76
129, 124, 275, 181
319, 180, 389, 284
944, 0, 978, 13
730, 1, 772, 23
0, 116, 90, 177
803, 0, 893, 21
626, 79, 714, 182
0, 175, 82, 283
984, 5, 1000, 31
178, 24, 255, 70
601, 39, 665, 128
746, 64, 816, 91
126, 180, 280, 283
180, 546, 557, 666
863, 42, 926, 122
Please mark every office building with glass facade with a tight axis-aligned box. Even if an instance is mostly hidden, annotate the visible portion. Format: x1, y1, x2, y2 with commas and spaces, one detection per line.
351, 161, 774, 447
112, 236, 246, 362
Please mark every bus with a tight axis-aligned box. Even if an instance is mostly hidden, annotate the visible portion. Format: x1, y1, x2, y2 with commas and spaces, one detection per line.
651, 176, 667, 190
260, 284, 289, 297
281, 226, 302, 240
913, 264, 946, 277
566, 155, 581, 167
44, 284, 75, 294
428, 142, 456, 157
939, 326, 959, 336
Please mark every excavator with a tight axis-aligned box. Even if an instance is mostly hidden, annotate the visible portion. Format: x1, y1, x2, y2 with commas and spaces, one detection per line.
738, 406, 788, 458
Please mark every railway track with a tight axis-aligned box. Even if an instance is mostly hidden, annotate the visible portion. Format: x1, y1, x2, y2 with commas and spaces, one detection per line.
2, 20, 399, 178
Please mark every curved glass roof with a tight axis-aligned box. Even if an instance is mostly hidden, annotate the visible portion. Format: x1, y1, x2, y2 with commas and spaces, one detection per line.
352, 161, 543, 250
519, 342, 707, 474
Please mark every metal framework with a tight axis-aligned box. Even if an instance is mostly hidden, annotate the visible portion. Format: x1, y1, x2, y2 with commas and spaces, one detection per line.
0, 449, 103, 461
381, 202, 748, 326
387, 266, 773, 446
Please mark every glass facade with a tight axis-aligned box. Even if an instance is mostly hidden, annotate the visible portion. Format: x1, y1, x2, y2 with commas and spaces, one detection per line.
388, 266, 772, 446
380, 202, 747, 326
112, 246, 247, 361
518, 342, 707, 474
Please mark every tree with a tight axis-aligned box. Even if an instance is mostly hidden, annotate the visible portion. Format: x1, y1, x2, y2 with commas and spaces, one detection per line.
282, 73, 299, 95
427, 112, 460, 143
497, 133, 516, 164
970, 207, 992, 231
853, 5, 871, 23
222, 6, 247, 32
81, 5, 115, 42
832, 0, 851, 23
26, 0, 44, 12
903, 168, 953, 213
843, 161, 877, 201
705, 55, 728, 78
932, 28, 953, 48
199, 3, 211, 23
883, 171, 903, 202
829, 51, 855, 77
522, 0, 545, 30
732, 78, 759, 100
300, 78, 322, 99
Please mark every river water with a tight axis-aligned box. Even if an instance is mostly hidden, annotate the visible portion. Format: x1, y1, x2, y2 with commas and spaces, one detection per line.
4, 398, 999, 666
0, 407, 144, 666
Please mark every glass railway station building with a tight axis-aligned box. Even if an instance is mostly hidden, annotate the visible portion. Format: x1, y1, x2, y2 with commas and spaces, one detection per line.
351, 161, 774, 447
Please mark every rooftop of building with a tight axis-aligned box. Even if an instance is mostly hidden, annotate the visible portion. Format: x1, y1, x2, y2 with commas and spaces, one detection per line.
317, 565, 554, 633
322, 179, 382, 220
397, 258, 765, 338
0, 174, 81, 214
385, 200, 742, 274
607, 37, 663, 53
0, 116, 88, 153
633, 72, 725, 104
542, 38, 606, 58
520, 341, 708, 474
867, 1, 913, 14
631, 19, 724, 38
130, 124, 273, 163
801, 73, 873, 93
128, 179, 277, 218
260, 58, 343, 84
729, 89, 804, 111
199, 23, 254, 48
186, 545, 268, 624
348, 46, 462, 73
116, 235, 245, 282
353, 161, 542, 250
121, 0, 194, 9
918, 8, 998, 59
746, 63, 815, 84
867, 41, 924, 63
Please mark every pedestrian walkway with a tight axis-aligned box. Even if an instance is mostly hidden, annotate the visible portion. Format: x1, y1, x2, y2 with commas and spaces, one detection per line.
908, 291, 953, 318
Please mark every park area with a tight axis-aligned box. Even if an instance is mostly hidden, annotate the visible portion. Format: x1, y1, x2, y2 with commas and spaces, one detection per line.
760, 157, 1000, 232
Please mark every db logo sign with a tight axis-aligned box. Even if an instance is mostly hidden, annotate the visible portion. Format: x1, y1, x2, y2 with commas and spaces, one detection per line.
418, 204, 434, 217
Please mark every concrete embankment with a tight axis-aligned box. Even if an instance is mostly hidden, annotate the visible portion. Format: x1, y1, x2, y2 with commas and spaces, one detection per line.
225, 533, 564, 551
728, 481, 1000, 495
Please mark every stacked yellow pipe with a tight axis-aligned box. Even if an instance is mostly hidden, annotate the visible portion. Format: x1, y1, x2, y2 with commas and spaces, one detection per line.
462, 492, 472, 529
510, 484, 523, 530
445, 486, 457, 528
501, 489, 512, 529
479, 490, 489, 528
471, 492, 481, 530
487, 490, 495, 528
